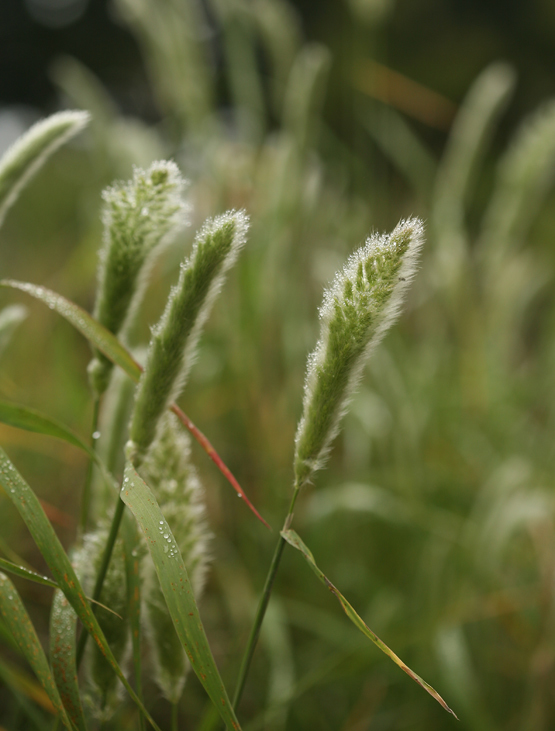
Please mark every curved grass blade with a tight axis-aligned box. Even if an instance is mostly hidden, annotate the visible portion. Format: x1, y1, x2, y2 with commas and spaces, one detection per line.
50, 590, 87, 731
0, 557, 57, 589
281, 529, 458, 719
0, 110, 89, 230
0, 279, 268, 527
121, 462, 242, 731
0, 398, 117, 491
0, 572, 74, 730
122, 512, 145, 731
0, 448, 162, 731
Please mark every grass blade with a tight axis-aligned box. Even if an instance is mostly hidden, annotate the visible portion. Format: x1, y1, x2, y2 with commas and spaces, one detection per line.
0, 557, 58, 589
122, 513, 146, 731
0, 398, 117, 491
0, 447, 162, 731
120, 462, 242, 731
281, 529, 458, 719
0, 279, 267, 527
50, 589, 88, 731
0, 572, 74, 730
0, 111, 89, 229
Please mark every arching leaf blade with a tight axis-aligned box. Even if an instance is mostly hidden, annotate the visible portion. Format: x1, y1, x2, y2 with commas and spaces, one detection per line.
121, 462, 242, 731
0, 572, 74, 731
281, 529, 458, 719
0, 447, 162, 731
0, 557, 58, 589
0, 398, 118, 491
0, 279, 268, 527
50, 589, 88, 731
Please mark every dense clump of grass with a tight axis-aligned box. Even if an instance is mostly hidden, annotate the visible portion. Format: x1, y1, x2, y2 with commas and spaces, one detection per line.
3, 4, 555, 728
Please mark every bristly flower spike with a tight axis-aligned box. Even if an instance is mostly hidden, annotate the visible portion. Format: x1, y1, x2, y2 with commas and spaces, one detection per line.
127, 210, 249, 466
89, 160, 188, 395
294, 218, 424, 489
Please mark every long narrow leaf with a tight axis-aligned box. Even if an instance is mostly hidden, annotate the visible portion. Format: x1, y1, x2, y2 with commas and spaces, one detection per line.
281, 529, 457, 718
0, 572, 74, 730
0, 279, 268, 527
122, 513, 145, 731
0, 398, 117, 491
0, 448, 162, 731
0, 557, 57, 589
0, 657, 53, 728
121, 462, 242, 731
50, 590, 88, 731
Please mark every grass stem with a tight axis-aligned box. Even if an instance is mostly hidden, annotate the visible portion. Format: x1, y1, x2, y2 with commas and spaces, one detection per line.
232, 485, 301, 711
76, 496, 126, 668
79, 396, 100, 540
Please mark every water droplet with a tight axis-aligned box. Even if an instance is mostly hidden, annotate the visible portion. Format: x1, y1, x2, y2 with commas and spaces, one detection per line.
237, 493, 242, 498
167, 537, 172, 543
163, 545, 169, 553
92, 431, 101, 440
159, 521, 164, 525
163, 533, 168, 539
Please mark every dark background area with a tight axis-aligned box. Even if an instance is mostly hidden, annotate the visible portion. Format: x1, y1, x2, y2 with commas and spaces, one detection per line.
3, 0, 555, 142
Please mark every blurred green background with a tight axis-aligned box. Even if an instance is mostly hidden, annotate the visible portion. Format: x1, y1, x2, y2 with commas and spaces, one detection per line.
3, 0, 555, 729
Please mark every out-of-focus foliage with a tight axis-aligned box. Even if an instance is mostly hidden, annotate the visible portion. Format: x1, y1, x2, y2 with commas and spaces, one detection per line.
2, 0, 555, 729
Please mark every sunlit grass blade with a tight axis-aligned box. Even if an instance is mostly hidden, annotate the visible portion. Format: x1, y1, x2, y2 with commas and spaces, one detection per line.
50, 589, 88, 731
0, 572, 74, 730
0, 557, 57, 589
0, 448, 162, 731
281, 529, 458, 718
0, 279, 267, 527
0, 110, 89, 229
0, 398, 117, 491
120, 462, 242, 731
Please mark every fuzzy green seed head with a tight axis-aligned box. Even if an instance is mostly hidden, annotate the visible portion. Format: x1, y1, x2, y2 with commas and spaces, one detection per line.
75, 531, 130, 718
89, 160, 189, 395
139, 413, 211, 702
294, 218, 424, 488
127, 209, 249, 464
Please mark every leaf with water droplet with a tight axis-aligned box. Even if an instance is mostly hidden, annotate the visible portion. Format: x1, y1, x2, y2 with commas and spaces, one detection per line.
121, 462, 242, 731
0, 398, 117, 491
0, 572, 74, 730
0, 279, 269, 528
0, 449, 163, 731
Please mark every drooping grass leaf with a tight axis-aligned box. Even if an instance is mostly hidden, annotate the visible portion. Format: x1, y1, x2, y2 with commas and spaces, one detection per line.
0, 572, 74, 730
281, 529, 457, 718
120, 462, 242, 731
0, 279, 268, 527
0, 110, 89, 229
0, 398, 117, 491
0, 447, 162, 731
50, 589, 88, 731
0, 557, 58, 589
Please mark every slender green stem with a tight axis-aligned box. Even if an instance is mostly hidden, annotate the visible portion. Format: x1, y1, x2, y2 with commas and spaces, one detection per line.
75, 496, 126, 668
232, 485, 301, 711
79, 396, 100, 540
171, 701, 179, 731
